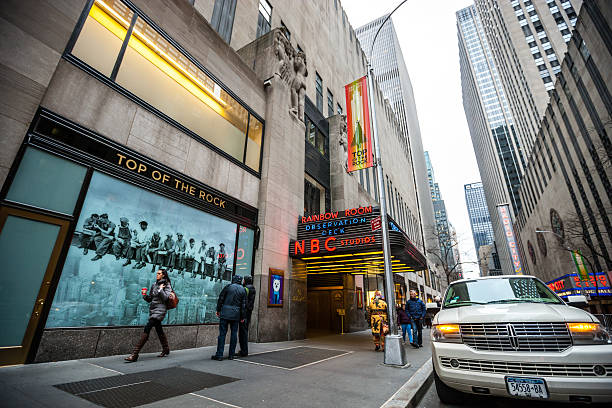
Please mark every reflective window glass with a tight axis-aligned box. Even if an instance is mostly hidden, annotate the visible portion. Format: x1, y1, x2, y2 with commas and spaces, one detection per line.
6, 148, 87, 215
235, 226, 255, 277
72, 0, 133, 76
245, 116, 263, 171
0, 216, 60, 346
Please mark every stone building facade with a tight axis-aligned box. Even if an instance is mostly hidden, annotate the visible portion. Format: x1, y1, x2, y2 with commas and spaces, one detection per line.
0, 0, 439, 365
514, 0, 611, 312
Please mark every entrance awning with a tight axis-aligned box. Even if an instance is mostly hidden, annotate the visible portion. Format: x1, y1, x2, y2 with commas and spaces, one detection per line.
289, 206, 427, 276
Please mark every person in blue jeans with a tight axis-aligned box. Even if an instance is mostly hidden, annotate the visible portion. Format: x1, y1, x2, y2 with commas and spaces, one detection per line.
397, 305, 413, 344
211, 275, 246, 361
406, 290, 426, 348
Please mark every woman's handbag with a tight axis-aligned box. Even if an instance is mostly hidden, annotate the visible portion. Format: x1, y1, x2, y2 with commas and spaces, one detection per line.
167, 290, 179, 309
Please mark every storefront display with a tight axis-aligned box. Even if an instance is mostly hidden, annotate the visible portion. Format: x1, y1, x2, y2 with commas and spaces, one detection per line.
46, 171, 242, 327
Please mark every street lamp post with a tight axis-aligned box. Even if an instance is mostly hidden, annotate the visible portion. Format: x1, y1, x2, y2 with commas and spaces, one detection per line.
365, 0, 408, 367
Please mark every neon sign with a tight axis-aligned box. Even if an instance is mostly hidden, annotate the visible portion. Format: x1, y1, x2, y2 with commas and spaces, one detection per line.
497, 204, 523, 274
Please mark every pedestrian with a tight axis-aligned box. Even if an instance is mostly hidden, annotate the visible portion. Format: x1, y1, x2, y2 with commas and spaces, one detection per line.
397, 304, 413, 345
125, 268, 172, 362
211, 275, 246, 361
406, 290, 426, 348
238, 275, 256, 357
368, 290, 388, 351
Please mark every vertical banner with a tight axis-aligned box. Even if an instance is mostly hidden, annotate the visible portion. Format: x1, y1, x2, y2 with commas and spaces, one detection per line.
345, 76, 373, 171
497, 204, 523, 274
571, 250, 590, 282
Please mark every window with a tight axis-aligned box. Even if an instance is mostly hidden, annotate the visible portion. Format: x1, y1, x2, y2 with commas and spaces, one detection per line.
211, 0, 237, 43
327, 89, 334, 117
68, 0, 263, 172
315, 72, 323, 112
280, 20, 290, 41
337, 103, 342, 115
256, 0, 272, 39
305, 116, 327, 156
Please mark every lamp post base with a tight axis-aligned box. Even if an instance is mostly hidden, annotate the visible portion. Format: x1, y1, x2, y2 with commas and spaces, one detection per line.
384, 334, 408, 366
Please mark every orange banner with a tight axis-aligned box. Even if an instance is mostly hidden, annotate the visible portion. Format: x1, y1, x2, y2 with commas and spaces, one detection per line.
345, 76, 373, 171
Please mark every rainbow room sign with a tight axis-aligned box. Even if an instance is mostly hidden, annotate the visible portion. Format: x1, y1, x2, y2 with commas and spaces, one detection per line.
344, 76, 373, 172
291, 206, 375, 255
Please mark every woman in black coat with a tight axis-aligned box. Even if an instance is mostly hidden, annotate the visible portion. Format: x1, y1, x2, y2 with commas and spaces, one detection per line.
125, 268, 172, 362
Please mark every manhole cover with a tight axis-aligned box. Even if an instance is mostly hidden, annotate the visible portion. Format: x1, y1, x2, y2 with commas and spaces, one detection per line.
238, 346, 349, 369
55, 367, 238, 408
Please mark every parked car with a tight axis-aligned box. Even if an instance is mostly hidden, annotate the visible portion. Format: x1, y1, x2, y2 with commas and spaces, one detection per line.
431, 275, 612, 404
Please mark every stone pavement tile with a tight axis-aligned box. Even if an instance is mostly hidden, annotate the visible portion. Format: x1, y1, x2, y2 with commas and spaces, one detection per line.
0, 330, 434, 408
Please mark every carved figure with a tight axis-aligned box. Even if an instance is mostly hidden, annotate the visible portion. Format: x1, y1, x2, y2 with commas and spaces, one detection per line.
339, 115, 349, 172
290, 51, 308, 119
274, 31, 292, 84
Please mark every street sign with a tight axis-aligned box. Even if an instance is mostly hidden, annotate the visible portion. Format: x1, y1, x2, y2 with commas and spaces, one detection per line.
371, 216, 381, 231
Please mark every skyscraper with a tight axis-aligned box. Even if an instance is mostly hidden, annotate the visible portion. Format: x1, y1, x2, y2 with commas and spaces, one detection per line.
474, 0, 583, 152
457, 5, 526, 274
464, 182, 495, 258
356, 15, 436, 258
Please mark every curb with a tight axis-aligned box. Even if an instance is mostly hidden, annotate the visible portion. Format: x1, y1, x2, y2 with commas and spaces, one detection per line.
380, 358, 433, 408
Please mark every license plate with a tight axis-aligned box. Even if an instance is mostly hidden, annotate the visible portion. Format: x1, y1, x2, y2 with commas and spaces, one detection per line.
506, 377, 548, 399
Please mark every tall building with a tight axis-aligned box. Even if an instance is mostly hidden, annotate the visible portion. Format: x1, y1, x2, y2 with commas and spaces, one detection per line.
474, 0, 583, 153
464, 182, 495, 256
356, 15, 437, 263
457, 5, 526, 274
0, 0, 440, 365
513, 0, 611, 312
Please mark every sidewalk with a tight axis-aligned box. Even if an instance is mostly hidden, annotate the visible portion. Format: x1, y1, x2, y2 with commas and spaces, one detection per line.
0, 330, 432, 408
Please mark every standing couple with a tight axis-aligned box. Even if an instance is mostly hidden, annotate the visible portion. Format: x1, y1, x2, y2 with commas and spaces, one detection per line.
211, 275, 257, 361
397, 290, 426, 348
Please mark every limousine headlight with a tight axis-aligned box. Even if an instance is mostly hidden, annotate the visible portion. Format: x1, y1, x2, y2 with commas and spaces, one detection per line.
568, 322, 611, 345
432, 324, 462, 343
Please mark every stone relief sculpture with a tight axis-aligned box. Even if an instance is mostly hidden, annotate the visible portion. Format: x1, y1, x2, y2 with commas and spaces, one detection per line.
273, 30, 308, 120
289, 51, 308, 119
339, 115, 349, 172
274, 30, 292, 84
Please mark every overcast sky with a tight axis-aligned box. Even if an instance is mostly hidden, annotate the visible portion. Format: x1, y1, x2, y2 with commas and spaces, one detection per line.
343, 0, 480, 278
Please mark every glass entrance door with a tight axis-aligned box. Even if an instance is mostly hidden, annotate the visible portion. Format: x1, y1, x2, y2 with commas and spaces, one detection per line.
0, 207, 70, 366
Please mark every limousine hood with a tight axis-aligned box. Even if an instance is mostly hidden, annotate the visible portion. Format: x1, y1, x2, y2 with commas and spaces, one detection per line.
434, 302, 595, 325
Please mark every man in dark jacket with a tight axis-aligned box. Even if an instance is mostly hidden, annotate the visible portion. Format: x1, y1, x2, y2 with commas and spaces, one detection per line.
406, 290, 426, 348
238, 275, 256, 357
212, 275, 246, 361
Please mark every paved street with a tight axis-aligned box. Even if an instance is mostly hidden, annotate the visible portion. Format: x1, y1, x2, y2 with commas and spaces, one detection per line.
416, 381, 610, 408
0, 330, 431, 408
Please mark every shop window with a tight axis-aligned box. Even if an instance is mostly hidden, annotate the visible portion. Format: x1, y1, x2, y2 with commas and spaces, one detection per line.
235, 226, 255, 277
45, 171, 245, 327
6, 148, 87, 215
68, 1, 263, 172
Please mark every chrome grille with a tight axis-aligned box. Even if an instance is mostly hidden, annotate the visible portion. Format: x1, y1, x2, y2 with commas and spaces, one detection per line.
440, 357, 612, 377
460, 322, 572, 352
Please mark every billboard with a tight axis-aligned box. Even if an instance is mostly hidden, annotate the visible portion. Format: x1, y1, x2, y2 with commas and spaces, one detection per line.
497, 204, 523, 274
344, 76, 373, 171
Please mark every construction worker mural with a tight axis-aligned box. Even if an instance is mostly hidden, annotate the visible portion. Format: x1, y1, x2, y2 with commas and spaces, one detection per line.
368, 290, 389, 351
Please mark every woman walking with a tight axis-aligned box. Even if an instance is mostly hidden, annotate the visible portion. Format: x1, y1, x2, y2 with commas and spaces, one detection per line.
125, 268, 172, 362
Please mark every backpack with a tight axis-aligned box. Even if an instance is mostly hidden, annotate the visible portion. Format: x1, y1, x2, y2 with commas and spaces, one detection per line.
167, 289, 179, 309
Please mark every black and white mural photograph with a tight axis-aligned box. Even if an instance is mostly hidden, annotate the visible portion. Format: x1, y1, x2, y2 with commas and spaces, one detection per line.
46, 171, 244, 328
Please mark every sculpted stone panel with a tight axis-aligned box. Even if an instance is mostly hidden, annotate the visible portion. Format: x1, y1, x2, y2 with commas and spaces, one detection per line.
274, 30, 308, 120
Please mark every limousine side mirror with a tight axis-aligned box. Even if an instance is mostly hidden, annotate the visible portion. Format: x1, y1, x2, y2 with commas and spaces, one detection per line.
566, 295, 588, 306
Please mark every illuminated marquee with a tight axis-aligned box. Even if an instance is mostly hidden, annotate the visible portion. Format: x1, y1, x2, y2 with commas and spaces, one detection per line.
546, 272, 611, 297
